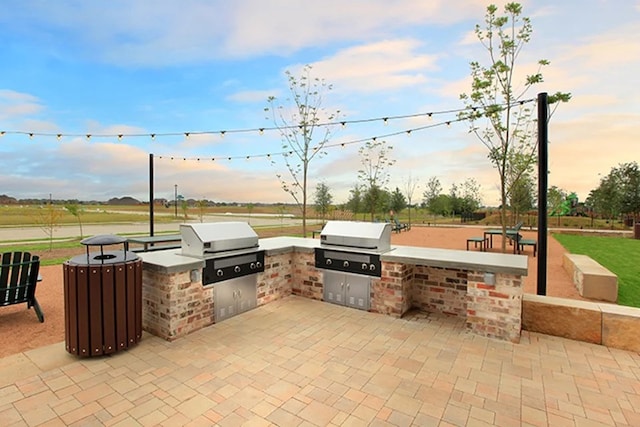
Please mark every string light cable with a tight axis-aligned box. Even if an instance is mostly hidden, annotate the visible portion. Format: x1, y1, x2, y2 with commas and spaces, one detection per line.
0, 99, 534, 141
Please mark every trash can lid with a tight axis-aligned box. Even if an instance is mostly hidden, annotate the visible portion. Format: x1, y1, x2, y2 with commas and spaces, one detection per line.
80, 234, 127, 246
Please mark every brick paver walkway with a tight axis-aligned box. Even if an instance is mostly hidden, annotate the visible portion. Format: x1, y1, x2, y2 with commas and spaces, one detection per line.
1, 296, 639, 426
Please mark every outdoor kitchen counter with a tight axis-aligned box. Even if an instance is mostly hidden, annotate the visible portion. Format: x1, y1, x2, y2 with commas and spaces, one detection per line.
138, 237, 527, 277
257, 236, 528, 276
384, 245, 528, 276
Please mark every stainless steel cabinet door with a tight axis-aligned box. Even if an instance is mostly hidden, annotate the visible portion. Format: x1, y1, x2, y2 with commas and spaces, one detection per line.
237, 276, 257, 314
323, 271, 345, 305
214, 280, 236, 322
345, 274, 370, 310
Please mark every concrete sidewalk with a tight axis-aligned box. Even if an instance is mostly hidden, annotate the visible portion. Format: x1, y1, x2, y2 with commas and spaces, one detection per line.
1, 296, 639, 426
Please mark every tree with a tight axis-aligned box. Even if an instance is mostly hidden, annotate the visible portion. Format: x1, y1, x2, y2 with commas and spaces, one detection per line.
196, 200, 208, 223
459, 3, 570, 251
265, 64, 340, 237
422, 176, 442, 214
345, 185, 363, 218
459, 178, 483, 219
358, 140, 395, 221
65, 203, 84, 238
509, 172, 535, 221
314, 182, 333, 224
389, 187, 407, 217
246, 203, 255, 224
616, 162, 640, 221
35, 199, 63, 251
403, 174, 420, 228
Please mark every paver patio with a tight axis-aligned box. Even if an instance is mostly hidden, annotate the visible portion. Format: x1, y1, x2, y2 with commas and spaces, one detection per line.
1, 296, 639, 426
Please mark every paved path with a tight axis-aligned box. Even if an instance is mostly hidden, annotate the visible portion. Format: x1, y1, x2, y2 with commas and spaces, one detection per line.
0, 214, 322, 242
1, 296, 639, 426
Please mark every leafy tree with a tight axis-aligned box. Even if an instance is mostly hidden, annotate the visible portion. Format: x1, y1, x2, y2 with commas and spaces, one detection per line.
459, 178, 483, 218
429, 194, 454, 217
65, 203, 84, 238
345, 185, 363, 218
509, 172, 535, 221
358, 139, 395, 221
313, 182, 333, 223
389, 187, 407, 217
459, 3, 570, 251
422, 176, 442, 213
265, 64, 340, 237
616, 162, 640, 221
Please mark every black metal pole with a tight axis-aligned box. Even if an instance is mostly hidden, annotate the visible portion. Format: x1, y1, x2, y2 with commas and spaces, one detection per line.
149, 153, 154, 237
537, 93, 548, 295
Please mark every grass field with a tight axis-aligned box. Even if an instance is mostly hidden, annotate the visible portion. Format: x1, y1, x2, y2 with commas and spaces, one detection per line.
552, 233, 640, 307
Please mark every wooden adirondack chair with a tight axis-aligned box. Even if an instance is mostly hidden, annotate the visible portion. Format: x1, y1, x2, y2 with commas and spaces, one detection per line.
0, 252, 44, 322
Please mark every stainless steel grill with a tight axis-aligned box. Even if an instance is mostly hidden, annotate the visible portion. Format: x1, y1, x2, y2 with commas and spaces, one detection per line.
315, 221, 393, 311
179, 222, 264, 322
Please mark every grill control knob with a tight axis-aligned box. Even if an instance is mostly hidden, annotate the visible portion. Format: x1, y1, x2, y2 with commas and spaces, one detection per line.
369, 264, 376, 271
256, 261, 262, 268
234, 266, 241, 273
216, 269, 224, 277
343, 261, 349, 268
250, 262, 256, 269
361, 263, 368, 270
326, 259, 332, 265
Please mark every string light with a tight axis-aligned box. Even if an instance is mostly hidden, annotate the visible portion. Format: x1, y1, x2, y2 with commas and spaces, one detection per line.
86, 134, 91, 140
1, 99, 532, 141
160, 116, 466, 164
151, 134, 156, 141
220, 131, 225, 138
57, 134, 62, 140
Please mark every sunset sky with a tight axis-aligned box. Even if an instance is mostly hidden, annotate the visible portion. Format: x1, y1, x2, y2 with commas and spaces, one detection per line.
1, 0, 638, 206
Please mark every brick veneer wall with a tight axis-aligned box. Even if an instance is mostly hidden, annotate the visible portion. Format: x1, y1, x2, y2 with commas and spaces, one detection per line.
257, 252, 294, 305
371, 261, 413, 317
291, 251, 323, 300
466, 272, 522, 343
412, 265, 468, 317
142, 267, 213, 341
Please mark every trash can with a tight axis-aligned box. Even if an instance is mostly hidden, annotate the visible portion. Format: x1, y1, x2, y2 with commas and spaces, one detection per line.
63, 235, 142, 357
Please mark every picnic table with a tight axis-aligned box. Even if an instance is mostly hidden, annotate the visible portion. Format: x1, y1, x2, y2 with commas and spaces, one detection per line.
127, 234, 182, 252
483, 229, 521, 254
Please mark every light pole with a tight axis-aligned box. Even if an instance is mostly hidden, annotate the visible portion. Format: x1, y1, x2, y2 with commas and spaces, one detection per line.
174, 184, 178, 218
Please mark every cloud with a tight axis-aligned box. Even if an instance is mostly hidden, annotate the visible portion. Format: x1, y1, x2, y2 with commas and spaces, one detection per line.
0, 90, 44, 121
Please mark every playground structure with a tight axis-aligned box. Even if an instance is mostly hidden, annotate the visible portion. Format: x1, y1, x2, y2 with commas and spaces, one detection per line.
550, 192, 580, 216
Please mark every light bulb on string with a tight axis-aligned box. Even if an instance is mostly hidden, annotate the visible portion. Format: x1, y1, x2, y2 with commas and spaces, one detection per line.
86, 134, 91, 141
446, 121, 451, 128
220, 131, 226, 138
259, 128, 264, 135
57, 134, 62, 140
406, 130, 412, 136
118, 134, 123, 141
341, 122, 346, 129
383, 118, 388, 126
29, 133, 34, 139
427, 113, 433, 121
151, 134, 156, 141
0, 131, 5, 137
184, 132, 190, 139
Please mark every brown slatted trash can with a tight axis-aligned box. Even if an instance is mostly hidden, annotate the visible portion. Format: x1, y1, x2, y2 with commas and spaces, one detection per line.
63, 235, 142, 357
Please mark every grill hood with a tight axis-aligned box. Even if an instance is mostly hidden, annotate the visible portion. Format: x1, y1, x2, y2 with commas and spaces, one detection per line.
181, 222, 259, 257
320, 221, 392, 252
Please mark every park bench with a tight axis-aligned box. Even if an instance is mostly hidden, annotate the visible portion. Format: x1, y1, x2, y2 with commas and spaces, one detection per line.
392, 218, 408, 233
466, 236, 487, 251
0, 251, 44, 322
563, 253, 617, 302
518, 237, 537, 257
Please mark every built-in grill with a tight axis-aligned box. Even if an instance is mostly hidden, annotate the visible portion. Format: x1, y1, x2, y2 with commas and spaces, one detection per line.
314, 221, 393, 311
180, 222, 265, 322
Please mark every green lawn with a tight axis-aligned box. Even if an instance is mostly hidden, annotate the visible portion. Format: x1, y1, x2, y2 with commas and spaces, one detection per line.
552, 233, 640, 307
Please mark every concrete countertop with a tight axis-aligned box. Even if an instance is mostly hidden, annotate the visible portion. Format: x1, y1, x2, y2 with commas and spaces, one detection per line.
140, 236, 528, 276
